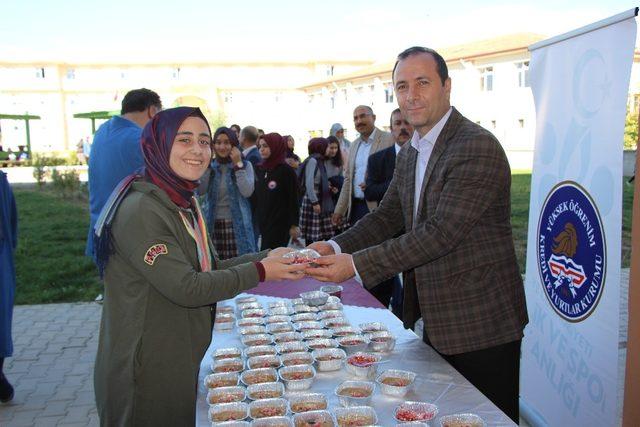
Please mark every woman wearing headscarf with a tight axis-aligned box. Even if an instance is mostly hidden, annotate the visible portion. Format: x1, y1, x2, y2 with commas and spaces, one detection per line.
255, 133, 300, 250
330, 122, 351, 165
0, 171, 17, 403
200, 127, 255, 260
283, 135, 301, 170
93, 108, 303, 426
298, 137, 336, 244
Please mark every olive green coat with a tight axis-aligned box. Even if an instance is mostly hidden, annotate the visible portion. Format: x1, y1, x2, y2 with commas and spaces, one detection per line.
94, 181, 267, 426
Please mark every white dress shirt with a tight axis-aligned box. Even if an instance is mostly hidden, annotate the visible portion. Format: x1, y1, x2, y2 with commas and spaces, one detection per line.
411, 107, 452, 223
242, 145, 258, 158
394, 143, 402, 156
352, 129, 377, 199
329, 107, 453, 282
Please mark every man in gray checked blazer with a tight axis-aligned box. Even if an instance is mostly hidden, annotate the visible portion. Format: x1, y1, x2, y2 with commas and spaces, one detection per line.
308, 47, 528, 423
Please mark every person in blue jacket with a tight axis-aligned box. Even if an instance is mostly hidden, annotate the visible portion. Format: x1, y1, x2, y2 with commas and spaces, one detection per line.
0, 171, 17, 402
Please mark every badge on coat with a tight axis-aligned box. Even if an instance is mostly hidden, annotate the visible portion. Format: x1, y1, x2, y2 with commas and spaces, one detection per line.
268, 180, 277, 190
144, 243, 168, 265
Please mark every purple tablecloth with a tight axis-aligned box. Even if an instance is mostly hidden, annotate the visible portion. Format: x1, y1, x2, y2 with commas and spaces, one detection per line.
246, 277, 385, 309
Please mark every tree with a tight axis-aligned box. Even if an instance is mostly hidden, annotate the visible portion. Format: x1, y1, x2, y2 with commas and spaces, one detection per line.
624, 111, 638, 150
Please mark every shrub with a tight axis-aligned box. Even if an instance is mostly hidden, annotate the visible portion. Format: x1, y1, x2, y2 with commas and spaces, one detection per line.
31, 154, 49, 189
51, 168, 81, 198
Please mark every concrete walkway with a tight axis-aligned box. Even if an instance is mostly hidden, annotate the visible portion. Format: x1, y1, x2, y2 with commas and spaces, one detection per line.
0, 303, 100, 426
0, 270, 631, 426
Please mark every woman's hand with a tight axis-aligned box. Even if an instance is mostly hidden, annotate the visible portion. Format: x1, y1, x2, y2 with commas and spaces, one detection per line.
230, 147, 242, 165
312, 204, 321, 214
285, 158, 299, 169
261, 256, 307, 281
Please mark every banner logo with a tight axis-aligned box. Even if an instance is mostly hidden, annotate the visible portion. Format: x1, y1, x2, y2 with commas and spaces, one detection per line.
537, 181, 606, 321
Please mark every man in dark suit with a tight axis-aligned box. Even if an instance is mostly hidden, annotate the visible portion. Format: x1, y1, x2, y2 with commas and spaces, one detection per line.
363, 108, 413, 318
240, 125, 262, 245
307, 47, 528, 423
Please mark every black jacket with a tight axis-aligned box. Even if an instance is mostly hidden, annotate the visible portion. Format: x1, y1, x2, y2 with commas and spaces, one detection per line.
364, 144, 397, 203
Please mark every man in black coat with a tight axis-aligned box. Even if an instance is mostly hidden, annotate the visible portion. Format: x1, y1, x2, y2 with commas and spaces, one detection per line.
363, 108, 413, 318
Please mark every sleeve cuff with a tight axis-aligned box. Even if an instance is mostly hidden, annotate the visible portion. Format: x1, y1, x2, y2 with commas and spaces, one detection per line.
351, 257, 363, 286
254, 261, 266, 282
327, 239, 342, 255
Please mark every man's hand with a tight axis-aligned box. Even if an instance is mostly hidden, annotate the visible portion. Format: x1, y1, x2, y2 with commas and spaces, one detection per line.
305, 254, 355, 283
230, 147, 242, 164
261, 256, 307, 281
307, 241, 335, 256
268, 247, 294, 258
358, 182, 366, 191
312, 204, 321, 214
331, 213, 343, 226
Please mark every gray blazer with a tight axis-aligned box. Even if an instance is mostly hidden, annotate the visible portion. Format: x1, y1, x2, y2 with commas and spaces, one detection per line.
333, 108, 528, 355
334, 127, 394, 219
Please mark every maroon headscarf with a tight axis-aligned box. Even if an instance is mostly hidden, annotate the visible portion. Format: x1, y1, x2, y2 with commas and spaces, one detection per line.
307, 137, 329, 158
258, 132, 288, 171
141, 106, 211, 208
213, 126, 239, 163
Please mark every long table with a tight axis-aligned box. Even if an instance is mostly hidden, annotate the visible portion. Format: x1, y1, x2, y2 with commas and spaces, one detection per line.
196, 279, 516, 426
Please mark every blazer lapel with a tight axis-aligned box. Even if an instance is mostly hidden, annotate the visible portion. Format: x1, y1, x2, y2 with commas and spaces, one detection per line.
370, 127, 383, 153
405, 145, 418, 230
416, 108, 462, 222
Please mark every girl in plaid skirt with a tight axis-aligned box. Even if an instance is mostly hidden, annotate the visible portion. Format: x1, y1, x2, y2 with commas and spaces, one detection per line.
200, 127, 256, 260
299, 138, 337, 243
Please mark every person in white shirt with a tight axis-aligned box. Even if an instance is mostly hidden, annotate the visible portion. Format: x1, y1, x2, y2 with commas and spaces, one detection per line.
331, 106, 394, 227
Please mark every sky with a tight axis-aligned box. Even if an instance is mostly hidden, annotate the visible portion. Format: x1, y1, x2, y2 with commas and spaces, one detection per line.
0, 0, 637, 63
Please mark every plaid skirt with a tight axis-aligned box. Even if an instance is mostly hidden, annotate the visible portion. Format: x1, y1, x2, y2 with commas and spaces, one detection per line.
299, 196, 335, 243
211, 219, 238, 260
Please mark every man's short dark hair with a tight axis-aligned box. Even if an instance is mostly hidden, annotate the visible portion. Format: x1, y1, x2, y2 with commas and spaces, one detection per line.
240, 126, 259, 144
230, 124, 241, 132
392, 47, 449, 86
390, 108, 402, 127
121, 88, 162, 115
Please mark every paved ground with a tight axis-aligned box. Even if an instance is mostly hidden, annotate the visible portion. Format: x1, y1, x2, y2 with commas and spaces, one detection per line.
0, 270, 630, 426
0, 304, 100, 426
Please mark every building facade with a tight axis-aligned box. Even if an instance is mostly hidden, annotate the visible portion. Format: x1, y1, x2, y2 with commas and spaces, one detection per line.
1, 33, 638, 170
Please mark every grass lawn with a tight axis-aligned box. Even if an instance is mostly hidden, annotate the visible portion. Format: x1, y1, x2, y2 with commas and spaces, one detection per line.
13, 186, 102, 305
11, 175, 636, 305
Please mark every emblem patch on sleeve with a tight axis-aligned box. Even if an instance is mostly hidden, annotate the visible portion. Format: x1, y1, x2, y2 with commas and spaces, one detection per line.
144, 244, 168, 265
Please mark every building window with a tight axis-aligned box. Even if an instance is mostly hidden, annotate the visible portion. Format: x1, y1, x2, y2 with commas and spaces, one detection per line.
384, 84, 394, 103
518, 119, 525, 128
516, 61, 530, 88
491, 120, 497, 129
173, 68, 181, 79
633, 94, 640, 113
66, 68, 75, 80
480, 67, 493, 91
224, 92, 233, 103
330, 90, 336, 109
341, 89, 347, 103
308, 94, 314, 104
120, 70, 126, 79
35, 68, 45, 79
326, 65, 334, 76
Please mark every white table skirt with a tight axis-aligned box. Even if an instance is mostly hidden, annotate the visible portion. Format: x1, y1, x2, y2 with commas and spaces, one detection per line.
196, 293, 516, 426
